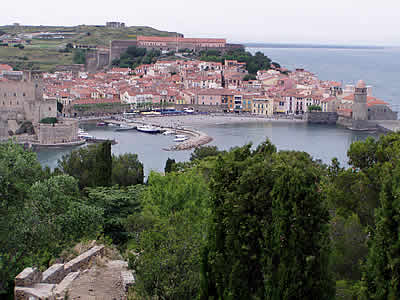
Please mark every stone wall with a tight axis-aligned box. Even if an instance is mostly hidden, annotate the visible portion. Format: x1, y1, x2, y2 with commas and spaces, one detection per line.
38, 119, 78, 144
110, 40, 138, 64
0, 76, 57, 139
368, 105, 397, 120
14, 245, 105, 300
304, 112, 338, 124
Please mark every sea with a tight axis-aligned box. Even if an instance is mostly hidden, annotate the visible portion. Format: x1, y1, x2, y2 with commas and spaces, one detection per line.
37, 46, 400, 174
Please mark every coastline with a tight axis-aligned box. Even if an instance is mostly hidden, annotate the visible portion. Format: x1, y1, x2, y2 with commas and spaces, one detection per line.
125, 113, 305, 129
103, 114, 305, 151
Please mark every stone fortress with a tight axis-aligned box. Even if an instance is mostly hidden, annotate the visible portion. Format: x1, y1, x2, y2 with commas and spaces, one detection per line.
0, 71, 79, 146
308, 79, 398, 130
88, 35, 244, 71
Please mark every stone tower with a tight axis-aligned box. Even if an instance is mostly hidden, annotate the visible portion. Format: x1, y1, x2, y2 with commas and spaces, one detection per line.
352, 80, 368, 121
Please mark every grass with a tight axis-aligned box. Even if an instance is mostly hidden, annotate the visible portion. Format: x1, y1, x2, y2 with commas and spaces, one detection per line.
0, 25, 182, 70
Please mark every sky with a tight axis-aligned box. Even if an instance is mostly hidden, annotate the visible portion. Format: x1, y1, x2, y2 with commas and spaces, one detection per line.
2, 0, 400, 46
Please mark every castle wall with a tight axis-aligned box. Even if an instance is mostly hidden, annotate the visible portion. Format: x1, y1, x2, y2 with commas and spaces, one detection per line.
305, 112, 338, 124
110, 40, 138, 63
38, 119, 78, 144
368, 105, 397, 120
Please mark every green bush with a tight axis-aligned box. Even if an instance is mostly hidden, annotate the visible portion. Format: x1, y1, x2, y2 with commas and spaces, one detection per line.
40, 117, 58, 124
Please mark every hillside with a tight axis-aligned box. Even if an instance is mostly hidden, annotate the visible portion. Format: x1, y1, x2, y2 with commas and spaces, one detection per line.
0, 24, 182, 71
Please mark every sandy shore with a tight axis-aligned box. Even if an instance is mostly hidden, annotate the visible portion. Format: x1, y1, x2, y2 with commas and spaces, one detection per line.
137, 114, 304, 129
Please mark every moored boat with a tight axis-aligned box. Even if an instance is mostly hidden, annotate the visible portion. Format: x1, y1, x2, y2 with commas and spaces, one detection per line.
136, 124, 161, 134
116, 125, 135, 132
174, 135, 188, 142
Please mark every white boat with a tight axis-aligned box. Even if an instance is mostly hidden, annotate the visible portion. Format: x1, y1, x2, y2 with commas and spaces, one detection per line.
77, 128, 94, 139
78, 132, 94, 139
116, 125, 135, 132
175, 134, 187, 139
162, 130, 174, 135
174, 136, 188, 142
136, 124, 161, 134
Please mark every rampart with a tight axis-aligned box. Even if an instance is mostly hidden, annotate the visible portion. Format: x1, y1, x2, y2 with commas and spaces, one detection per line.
38, 119, 79, 144
14, 245, 105, 300
304, 112, 338, 125
110, 40, 138, 63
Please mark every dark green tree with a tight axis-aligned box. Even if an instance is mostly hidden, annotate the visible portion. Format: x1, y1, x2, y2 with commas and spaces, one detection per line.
202, 142, 276, 299
202, 141, 334, 300
58, 141, 112, 189
190, 145, 221, 161
128, 170, 210, 299
112, 153, 144, 186
164, 157, 176, 173
85, 185, 144, 245
362, 161, 400, 299
264, 151, 335, 300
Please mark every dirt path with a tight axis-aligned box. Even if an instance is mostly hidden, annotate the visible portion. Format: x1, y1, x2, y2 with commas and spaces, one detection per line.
68, 260, 128, 300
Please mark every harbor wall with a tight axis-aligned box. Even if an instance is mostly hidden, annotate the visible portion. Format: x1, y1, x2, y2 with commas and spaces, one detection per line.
304, 112, 338, 125
38, 119, 79, 144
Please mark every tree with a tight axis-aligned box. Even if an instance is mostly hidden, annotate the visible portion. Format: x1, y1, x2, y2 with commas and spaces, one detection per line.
164, 157, 176, 173
264, 151, 334, 300
0, 142, 44, 295
308, 105, 322, 111
362, 161, 400, 299
85, 185, 144, 245
0, 142, 102, 296
73, 49, 86, 64
190, 145, 221, 161
112, 153, 143, 186
128, 170, 211, 299
58, 142, 112, 189
243, 74, 257, 81
201, 141, 334, 299
330, 213, 368, 281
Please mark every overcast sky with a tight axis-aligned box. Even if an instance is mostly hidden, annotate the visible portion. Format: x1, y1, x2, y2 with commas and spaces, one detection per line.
2, 0, 400, 45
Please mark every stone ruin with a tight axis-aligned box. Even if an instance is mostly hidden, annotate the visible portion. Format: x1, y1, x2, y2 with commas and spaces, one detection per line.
14, 244, 135, 300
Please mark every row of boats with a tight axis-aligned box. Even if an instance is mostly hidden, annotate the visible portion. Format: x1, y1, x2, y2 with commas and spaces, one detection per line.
83, 124, 189, 143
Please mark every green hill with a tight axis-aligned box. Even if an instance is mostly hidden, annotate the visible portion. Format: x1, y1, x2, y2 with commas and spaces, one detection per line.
0, 25, 182, 71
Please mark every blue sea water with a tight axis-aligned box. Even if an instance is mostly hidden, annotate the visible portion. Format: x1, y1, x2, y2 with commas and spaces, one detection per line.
248, 47, 400, 110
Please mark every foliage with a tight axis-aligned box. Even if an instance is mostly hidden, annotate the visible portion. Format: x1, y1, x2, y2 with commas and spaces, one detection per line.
58, 142, 112, 189
201, 140, 335, 299
112, 153, 144, 186
190, 145, 222, 161
164, 157, 176, 173
330, 214, 368, 281
85, 185, 144, 246
112, 46, 161, 69
308, 105, 322, 111
73, 49, 86, 64
40, 117, 58, 124
243, 74, 257, 81
361, 161, 400, 299
0, 142, 102, 295
127, 170, 211, 299
199, 48, 272, 74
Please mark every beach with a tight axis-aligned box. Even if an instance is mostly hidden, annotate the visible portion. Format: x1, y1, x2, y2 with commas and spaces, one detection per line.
135, 114, 305, 129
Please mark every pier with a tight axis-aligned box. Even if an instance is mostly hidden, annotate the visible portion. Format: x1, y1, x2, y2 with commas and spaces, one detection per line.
104, 119, 213, 151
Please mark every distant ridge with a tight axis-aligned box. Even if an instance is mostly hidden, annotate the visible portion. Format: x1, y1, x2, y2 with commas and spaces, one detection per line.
244, 43, 385, 50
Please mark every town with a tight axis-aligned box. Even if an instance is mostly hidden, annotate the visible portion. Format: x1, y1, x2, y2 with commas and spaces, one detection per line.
0, 34, 397, 147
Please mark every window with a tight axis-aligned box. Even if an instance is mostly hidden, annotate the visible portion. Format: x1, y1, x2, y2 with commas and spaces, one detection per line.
23, 93, 26, 97
13, 93, 16, 97
49, 107, 51, 111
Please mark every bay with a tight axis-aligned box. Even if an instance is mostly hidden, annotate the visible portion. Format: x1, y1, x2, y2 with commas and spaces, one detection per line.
37, 46, 400, 173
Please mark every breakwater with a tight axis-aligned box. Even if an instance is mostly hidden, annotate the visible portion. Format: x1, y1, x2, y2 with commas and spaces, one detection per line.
105, 119, 213, 151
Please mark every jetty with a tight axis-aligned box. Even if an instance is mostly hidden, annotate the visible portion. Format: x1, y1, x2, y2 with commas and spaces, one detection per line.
104, 119, 212, 151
